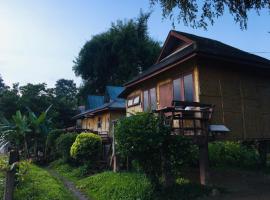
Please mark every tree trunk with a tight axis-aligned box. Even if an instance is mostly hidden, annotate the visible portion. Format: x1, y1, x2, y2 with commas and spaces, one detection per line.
34, 137, 38, 160
24, 139, 29, 159
4, 150, 19, 200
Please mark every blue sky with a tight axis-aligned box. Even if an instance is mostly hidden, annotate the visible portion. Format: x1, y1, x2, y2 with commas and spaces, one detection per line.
0, 1, 269, 87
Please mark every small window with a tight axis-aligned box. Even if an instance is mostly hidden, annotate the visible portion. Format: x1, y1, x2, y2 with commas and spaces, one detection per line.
127, 99, 133, 107
150, 88, 157, 110
184, 74, 194, 102
127, 95, 140, 107
133, 96, 140, 105
97, 117, 102, 128
173, 73, 194, 102
173, 78, 183, 101
143, 90, 149, 110
143, 87, 157, 111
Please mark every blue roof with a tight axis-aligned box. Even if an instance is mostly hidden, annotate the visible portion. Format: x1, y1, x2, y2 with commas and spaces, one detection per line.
72, 85, 126, 119
87, 95, 104, 110
73, 99, 125, 119
105, 86, 124, 101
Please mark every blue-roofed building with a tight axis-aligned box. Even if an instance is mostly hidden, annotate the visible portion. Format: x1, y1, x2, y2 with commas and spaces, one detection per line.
86, 95, 104, 110
73, 86, 126, 136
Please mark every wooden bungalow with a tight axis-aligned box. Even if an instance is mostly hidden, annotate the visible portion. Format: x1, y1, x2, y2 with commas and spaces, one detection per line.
73, 86, 126, 138
119, 30, 270, 184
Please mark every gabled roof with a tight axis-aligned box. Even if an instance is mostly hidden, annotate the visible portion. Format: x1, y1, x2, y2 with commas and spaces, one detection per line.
87, 95, 104, 110
72, 99, 125, 119
105, 86, 124, 101
73, 85, 126, 120
122, 30, 270, 90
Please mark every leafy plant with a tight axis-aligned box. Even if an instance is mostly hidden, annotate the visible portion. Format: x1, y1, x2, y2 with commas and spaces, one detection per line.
208, 141, 260, 169
28, 105, 52, 160
115, 112, 197, 185
0, 111, 31, 158
55, 133, 78, 162
70, 133, 102, 168
45, 129, 63, 161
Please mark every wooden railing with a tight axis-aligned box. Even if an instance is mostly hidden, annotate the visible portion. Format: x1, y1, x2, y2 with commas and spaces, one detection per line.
154, 101, 214, 140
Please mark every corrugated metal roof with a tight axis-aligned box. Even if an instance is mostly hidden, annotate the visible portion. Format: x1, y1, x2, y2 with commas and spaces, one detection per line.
87, 95, 104, 110
105, 86, 124, 101
72, 99, 125, 119
73, 86, 126, 120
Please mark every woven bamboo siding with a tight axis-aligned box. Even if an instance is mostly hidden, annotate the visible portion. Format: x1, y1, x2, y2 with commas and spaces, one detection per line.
126, 60, 197, 115
199, 62, 270, 140
81, 112, 110, 133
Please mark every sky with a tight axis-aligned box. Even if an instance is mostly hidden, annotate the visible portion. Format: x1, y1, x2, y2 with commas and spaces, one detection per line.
0, 1, 269, 88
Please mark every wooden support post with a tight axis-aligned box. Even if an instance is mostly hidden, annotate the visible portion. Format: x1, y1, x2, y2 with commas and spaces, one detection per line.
258, 140, 268, 167
199, 138, 209, 186
112, 121, 118, 172
4, 149, 19, 200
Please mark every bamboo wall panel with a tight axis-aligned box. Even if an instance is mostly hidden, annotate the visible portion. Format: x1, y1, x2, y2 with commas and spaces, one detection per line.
199, 63, 270, 140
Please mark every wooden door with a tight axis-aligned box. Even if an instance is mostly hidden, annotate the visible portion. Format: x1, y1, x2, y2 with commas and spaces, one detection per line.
159, 82, 172, 108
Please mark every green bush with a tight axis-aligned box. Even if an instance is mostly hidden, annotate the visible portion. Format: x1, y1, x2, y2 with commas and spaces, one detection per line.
115, 112, 196, 184
55, 132, 78, 162
154, 177, 211, 200
77, 171, 153, 200
209, 141, 260, 169
70, 133, 102, 167
14, 163, 74, 200
45, 129, 63, 161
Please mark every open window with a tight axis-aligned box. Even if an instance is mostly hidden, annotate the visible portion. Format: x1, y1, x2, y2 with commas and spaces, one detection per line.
173, 73, 194, 102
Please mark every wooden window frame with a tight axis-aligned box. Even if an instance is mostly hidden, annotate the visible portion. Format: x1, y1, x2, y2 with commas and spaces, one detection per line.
127, 95, 141, 108
173, 72, 195, 102
143, 87, 157, 111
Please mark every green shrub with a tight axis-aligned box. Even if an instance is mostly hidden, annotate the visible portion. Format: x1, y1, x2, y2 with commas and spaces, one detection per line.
14, 163, 74, 200
70, 133, 102, 167
209, 141, 260, 169
115, 112, 195, 183
45, 129, 63, 161
56, 132, 78, 162
77, 171, 153, 200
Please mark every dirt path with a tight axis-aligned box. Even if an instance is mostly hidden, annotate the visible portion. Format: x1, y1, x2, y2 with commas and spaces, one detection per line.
47, 169, 89, 200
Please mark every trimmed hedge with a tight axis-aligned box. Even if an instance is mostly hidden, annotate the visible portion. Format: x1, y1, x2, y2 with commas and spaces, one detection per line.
77, 171, 153, 200
70, 133, 102, 167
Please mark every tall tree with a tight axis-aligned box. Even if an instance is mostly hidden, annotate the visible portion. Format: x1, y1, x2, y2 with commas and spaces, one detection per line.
53, 79, 78, 128
0, 83, 20, 119
73, 12, 161, 96
150, 0, 270, 29
19, 83, 54, 115
0, 75, 6, 92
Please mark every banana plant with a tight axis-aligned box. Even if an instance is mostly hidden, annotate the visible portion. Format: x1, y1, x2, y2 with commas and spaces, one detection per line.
28, 105, 52, 160
0, 111, 31, 158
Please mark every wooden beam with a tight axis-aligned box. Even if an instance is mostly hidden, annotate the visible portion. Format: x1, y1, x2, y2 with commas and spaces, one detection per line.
199, 139, 210, 185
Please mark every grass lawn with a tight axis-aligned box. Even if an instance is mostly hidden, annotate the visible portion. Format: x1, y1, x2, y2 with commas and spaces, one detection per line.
50, 160, 211, 200
14, 163, 75, 200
